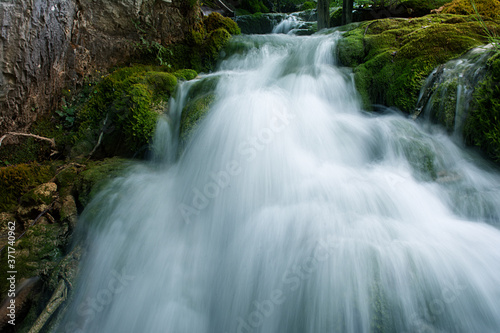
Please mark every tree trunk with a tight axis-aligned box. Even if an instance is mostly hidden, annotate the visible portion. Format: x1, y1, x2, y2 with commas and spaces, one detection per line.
317, 0, 330, 30
342, 0, 354, 25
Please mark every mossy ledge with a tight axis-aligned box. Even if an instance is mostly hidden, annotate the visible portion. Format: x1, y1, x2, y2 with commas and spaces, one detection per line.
464, 54, 500, 162
337, 14, 500, 113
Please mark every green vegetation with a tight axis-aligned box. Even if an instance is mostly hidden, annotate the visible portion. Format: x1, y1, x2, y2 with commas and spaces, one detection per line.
0, 224, 65, 296
179, 75, 220, 147
74, 157, 130, 208
0, 163, 53, 212
465, 54, 500, 161
74, 65, 177, 157
165, 13, 240, 72
337, 14, 500, 113
442, 0, 500, 19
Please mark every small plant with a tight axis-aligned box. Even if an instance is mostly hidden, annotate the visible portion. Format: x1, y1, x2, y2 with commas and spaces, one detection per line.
55, 99, 76, 129
133, 20, 173, 67
471, 0, 500, 54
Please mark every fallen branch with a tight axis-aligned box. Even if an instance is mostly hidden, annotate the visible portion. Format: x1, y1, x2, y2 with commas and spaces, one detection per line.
28, 279, 67, 333
0, 132, 56, 148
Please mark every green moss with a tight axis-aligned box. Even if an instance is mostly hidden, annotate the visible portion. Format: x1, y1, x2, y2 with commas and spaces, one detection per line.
429, 78, 459, 132
0, 224, 65, 297
0, 163, 53, 212
240, 0, 269, 14
442, 0, 500, 19
55, 165, 80, 198
174, 69, 198, 81
180, 93, 216, 146
301, 1, 316, 11
464, 55, 500, 161
338, 15, 498, 112
203, 12, 241, 35
204, 28, 232, 70
74, 66, 175, 157
74, 157, 129, 208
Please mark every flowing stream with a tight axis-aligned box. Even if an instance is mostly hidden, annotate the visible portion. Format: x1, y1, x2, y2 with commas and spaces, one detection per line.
60, 32, 500, 332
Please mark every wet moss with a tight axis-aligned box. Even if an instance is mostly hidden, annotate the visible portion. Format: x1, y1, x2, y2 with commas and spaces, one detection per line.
430, 78, 459, 132
465, 55, 500, 161
0, 164, 53, 212
165, 13, 241, 73
442, 0, 500, 19
178, 75, 220, 146
337, 14, 499, 113
180, 93, 216, 147
74, 66, 176, 157
74, 157, 129, 208
174, 69, 198, 81
203, 12, 241, 35
0, 224, 65, 297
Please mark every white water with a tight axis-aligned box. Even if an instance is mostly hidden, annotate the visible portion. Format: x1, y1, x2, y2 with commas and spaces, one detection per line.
59, 33, 500, 333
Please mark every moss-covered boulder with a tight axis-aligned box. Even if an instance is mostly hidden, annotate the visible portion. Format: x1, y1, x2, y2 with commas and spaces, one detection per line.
178, 75, 220, 147
337, 14, 500, 113
0, 223, 67, 297
465, 54, 500, 162
330, 0, 450, 27
74, 157, 130, 208
204, 12, 241, 35
442, 0, 500, 19
235, 13, 287, 34
166, 13, 240, 72
0, 163, 53, 212
74, 65, 180, 158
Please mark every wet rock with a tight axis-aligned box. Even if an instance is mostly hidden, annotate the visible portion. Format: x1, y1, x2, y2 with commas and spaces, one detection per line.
0, 0, 200, 135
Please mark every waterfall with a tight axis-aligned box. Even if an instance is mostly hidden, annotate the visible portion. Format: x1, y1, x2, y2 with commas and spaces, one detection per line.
59, 32, 500, 333
414, 44, 495, 137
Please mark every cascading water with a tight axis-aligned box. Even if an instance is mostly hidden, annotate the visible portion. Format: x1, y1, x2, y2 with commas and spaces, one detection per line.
58, 32, 500, 333
414, 44, 495, 136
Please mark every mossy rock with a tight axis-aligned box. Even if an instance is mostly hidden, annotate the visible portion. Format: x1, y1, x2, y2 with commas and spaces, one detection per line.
337, 14, 499, 113
74, 66, 176, 157
235, 13, 286, 34
0, 223, 66, 297
464, 54, 500, 162
442, 0, 500, 20
180, 93, 216, 147
429, 78, 459, 132
173, 69, 198, 81
74, 157, 130, 208
164, 14, 240, 73
203, 28, 232, 70
0, 163, 53, 212
330, 0, 450, 27
203, 12, 241, 35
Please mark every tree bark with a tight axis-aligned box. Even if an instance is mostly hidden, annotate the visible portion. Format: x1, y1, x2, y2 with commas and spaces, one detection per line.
317, 0, 330, 30
342, 0, 354, 25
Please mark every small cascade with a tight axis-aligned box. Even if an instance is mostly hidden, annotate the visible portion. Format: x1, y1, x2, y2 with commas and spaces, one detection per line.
58, 32, 500, 333
414, 44, 495, 136
236, 10, 316, 35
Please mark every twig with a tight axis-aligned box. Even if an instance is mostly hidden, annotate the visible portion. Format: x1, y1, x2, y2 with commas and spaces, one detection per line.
88, 113, 108, 158
0, 132, 56, 148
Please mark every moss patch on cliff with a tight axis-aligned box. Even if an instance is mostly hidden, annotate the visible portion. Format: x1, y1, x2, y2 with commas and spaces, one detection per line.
337, 14, 499, 113
165, 13, 240, 72
0, 163, 53, 212
464, 54, 500, 161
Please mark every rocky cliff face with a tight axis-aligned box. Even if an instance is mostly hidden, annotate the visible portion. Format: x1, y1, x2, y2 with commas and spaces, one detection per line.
0, 0, 199, 134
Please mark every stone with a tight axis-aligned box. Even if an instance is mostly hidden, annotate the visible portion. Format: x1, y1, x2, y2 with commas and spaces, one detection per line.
0, 0, 200, 135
